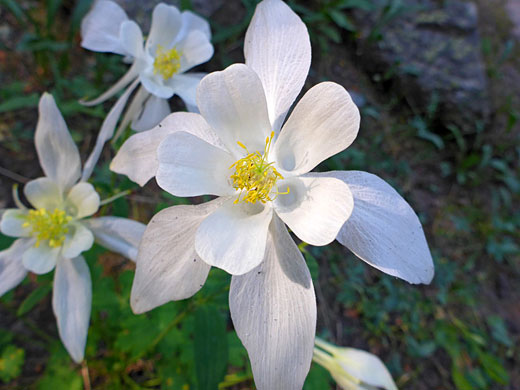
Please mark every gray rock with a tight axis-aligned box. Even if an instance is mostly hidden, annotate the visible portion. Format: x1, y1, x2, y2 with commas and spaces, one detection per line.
353, 0, 490, 134
506, 0, 520, 40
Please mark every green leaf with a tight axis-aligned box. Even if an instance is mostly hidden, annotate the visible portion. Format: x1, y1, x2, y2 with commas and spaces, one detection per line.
37, 343, 82, 390
452, 363, 472, 390
17, 284, 52, 316
328, 9, 355, 31
193, 305, 228, 390
0, 345, 24, 383
478, 352, 509, 385
303, 363, 332, 389
0, 0, 27, 24
0, 94, 39, 113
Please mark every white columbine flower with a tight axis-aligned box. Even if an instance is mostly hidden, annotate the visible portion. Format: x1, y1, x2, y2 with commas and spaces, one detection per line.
313, 338, 398, 390
80, 0, 214, 135
111, 0, 434, 388
0, 93, 145, 363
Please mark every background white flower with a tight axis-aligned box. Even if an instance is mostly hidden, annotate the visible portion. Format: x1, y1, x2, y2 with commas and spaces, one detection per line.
0, 93, 145, 363
81, 0, 214, 135
313, 337, 399, 390
111, 0, 434, 388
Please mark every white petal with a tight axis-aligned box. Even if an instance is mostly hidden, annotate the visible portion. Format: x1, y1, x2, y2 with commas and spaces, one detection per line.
179, 10, 211, 40
53, 256, 92, 363
81, 0, 129, 55
156, 132, 235, 197
22, 242, 60, 274
80, 63, 139, 107
81, 78, 140, 182
244, 0, 311, 131
196, 64, 271, 156
168, 72, 205, 108
177, 30, 214, 73
195, 200, 273, 275
327, 171, 434, 284
0, 239, 30, 296
336, 347, 398, 390
131, 95, 170, 132
36, 93, 81, 191
1, 209, 31, 238
62, 223, 94, 259
146, 3, 182, 50
24, 177, 63, 210
140, 73, 176, 99
130, 199, 222, 314
229, 216, 316, 390
274, 174, 353, 246
83, 217, 145, 261
110, 112, 222, 186
119, 20, 144, 58
273, 82, 360, 176
65, 183, 100, 219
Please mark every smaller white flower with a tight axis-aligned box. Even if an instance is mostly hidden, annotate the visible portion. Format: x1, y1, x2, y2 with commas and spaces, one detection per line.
0, 93, 145, 363
313, 338, 399, 390
81, 0, 214, 134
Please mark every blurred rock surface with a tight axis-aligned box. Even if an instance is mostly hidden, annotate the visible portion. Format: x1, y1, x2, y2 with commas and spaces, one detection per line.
353, 0, 490, 134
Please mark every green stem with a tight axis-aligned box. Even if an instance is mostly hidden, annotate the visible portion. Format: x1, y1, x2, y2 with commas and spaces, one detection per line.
99, 190, 132, 206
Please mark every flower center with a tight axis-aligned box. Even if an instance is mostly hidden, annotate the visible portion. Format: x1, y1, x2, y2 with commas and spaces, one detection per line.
230, 132, 289, 204
153, 45, 182, 80
22, 208, 72, 248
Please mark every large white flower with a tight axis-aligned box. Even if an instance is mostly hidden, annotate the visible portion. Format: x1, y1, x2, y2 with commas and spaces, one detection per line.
80, 0, 214, 134
111, 0, 434, 388
0, 93, 145, 363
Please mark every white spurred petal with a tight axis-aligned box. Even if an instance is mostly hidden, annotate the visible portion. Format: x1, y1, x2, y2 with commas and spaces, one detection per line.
24, 177, 62, 210
53, 256, 91, 363
36, 94, 81, 192
81, 0, 129, 55
65, 183, 100, 219
83, 217, 146, 261
131, 199, 222, 314
273, 82, 360, 176
22, 242, 60, 274
146, 3, 182, 50
62, 223, 94, 259
177, 30, 214, 74
119, 20, 144, 59
0, 239, 31, 296
111, 112, 223, 186
244, 0, 311, 131
131, 95, 170, 132
80, 63, 140, 107
197, 64, 271, 156
274, 174, 353, 246
229, 216, 316, 390
81, 78, 140, 182
179, 11, 211, 40
116, 86, 150, 136
168, 72, 205, 108
1, 209, 31, 238
156, 131, 235, 197
195, 200, 273, 275
326, 170, 434, 284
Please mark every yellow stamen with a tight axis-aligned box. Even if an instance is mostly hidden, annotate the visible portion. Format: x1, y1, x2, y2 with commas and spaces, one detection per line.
229, 132, 290, 204
22, 208, 72, 248
153, 45, 182, 80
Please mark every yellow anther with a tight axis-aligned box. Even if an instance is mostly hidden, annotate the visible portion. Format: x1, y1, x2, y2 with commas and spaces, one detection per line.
153, 45, 182, 80
23, 208, 72, 248
230, 132, 289, 204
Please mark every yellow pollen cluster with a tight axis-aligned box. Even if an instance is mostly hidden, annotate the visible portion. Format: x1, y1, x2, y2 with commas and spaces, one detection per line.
153, 45, 182, 80
22, 208, 72, 248
230, 132, 289, 204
